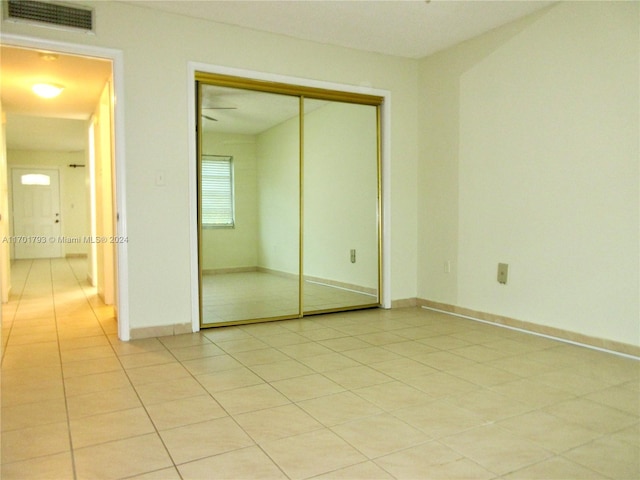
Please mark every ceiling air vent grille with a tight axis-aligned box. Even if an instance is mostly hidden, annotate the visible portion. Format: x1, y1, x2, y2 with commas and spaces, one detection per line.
5, 0, 93, 32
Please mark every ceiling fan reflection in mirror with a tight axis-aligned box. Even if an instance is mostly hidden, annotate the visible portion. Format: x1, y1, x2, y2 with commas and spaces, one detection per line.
201, 105, 237, 122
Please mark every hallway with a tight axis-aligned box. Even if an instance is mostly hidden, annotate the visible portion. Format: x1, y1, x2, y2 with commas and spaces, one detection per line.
1, 259, 638, 479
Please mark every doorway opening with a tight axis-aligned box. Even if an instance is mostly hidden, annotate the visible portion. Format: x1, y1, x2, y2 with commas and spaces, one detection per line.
0, 42, 123, 334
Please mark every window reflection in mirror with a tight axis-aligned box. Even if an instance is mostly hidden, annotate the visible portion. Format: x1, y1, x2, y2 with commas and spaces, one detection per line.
199, 84, 300, 326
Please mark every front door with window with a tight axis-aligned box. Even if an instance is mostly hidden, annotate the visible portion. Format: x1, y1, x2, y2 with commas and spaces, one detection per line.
11, 167, 63, 259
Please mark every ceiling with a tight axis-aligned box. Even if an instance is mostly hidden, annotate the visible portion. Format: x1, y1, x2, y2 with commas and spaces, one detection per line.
1, 45, 112, 151
128, 0, 555, 59
2, 1, 555, 151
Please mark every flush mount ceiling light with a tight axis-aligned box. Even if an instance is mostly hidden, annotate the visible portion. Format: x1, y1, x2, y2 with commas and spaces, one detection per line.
32, 83, 64, 98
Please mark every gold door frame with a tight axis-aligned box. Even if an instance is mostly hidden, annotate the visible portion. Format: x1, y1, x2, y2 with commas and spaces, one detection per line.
196, 72, 383, 328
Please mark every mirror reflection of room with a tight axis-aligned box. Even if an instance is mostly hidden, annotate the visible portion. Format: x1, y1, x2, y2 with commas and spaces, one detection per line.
302, 99, 379, 313
199, 84, 300, 326
198, 80, 381, 328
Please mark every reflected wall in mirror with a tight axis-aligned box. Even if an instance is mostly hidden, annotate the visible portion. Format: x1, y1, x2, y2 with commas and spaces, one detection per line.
199, 83, 300, 326
303, 99, 380, 313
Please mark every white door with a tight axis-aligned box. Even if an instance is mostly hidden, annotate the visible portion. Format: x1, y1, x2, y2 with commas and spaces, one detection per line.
11, 168, 63, 259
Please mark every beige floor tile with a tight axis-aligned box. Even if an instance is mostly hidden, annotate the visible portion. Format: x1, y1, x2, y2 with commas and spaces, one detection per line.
60, 345, 117, 364
616, 423, 640, 448
414, 351, 477, 371
261, 428, 366, 479
234, 404, 323, 443
70, 407, 155, 448
272, 373, 345, 401
178, 446, 287, 479
64, 369, 131, 397
181, 354, 243, 375
441, 424, 553, 475
62, 356, 123, 378
118, 349, 177, 369
125, 362, 192, 386
446, 388, 533, 422
393, 399, 488, 438
259, 331, 309, 347
353, 381, 433, 411
1, 380, 65, 408
355, 332, 406, 346
74, 433, 173, 480
563, 435, 640, 479
126, 467, 183, 479
381, 340, 438, 358
298, 391, 383, 426
232, 347, 290, 366
0, 452, 74, 480
145, 394, 227, 430
1, 422, 70, 463
531, 368, 612, 395
166, 343, 225, 361
370, 357, 438, 380
486, 356, 557, 377
109, 337, 167, 356
544, 398, 638, 434
449, 363, 522, 386
278, 341, 335, 359
67, 386, 142, 419
4, 259, 639, 480
300, 327, 347, 341
158, 332, 212, 349
585, 385, 640, 416
342, 345, 403, 364
450, 344, 512, 362
216, 337, 269, 354
323, 365, 393, 390
489, 378, 574, 408
313, 461, 394, 479
402, 371, 478, 398
331, 413, 430, 458
134, 376, 208, 405
160, 417, 254, 465
1, 397, 68, 431
197, 366, 265, 393
497, 410, 601, 453
1, 365, 62, 388
297, 352, 361, 372
503, 456, 608, 479
319, 336, 373, 352
375, 441, 494, 479
213, 383, 290, 415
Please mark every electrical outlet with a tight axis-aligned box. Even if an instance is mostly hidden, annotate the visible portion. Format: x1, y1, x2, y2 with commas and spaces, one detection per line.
444, 260, 451, 273
497, 263, 508, 284
350, 249, 356, 263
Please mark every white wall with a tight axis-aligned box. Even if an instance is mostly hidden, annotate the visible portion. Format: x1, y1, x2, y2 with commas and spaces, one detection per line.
419, 2, 639, 346
0, 1, 419, 332
200, 132, 258, 271
256, 116, 300, 275
7, 150, 89, 257
0, 105, 10, 302
304, 101, 378, 290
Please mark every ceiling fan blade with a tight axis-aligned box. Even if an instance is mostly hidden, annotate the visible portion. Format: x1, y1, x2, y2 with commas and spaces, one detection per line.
202, 114, 218, 121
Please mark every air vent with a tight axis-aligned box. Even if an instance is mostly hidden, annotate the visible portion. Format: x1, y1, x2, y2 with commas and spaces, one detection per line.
4, 0, 93, 32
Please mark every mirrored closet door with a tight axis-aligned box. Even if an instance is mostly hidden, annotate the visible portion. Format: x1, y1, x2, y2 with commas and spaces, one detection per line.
197, 73, 381, 328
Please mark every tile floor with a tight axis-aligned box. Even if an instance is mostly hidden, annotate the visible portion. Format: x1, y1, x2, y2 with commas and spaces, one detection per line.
202, 271, 377, 325
1, 258, 639, 479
